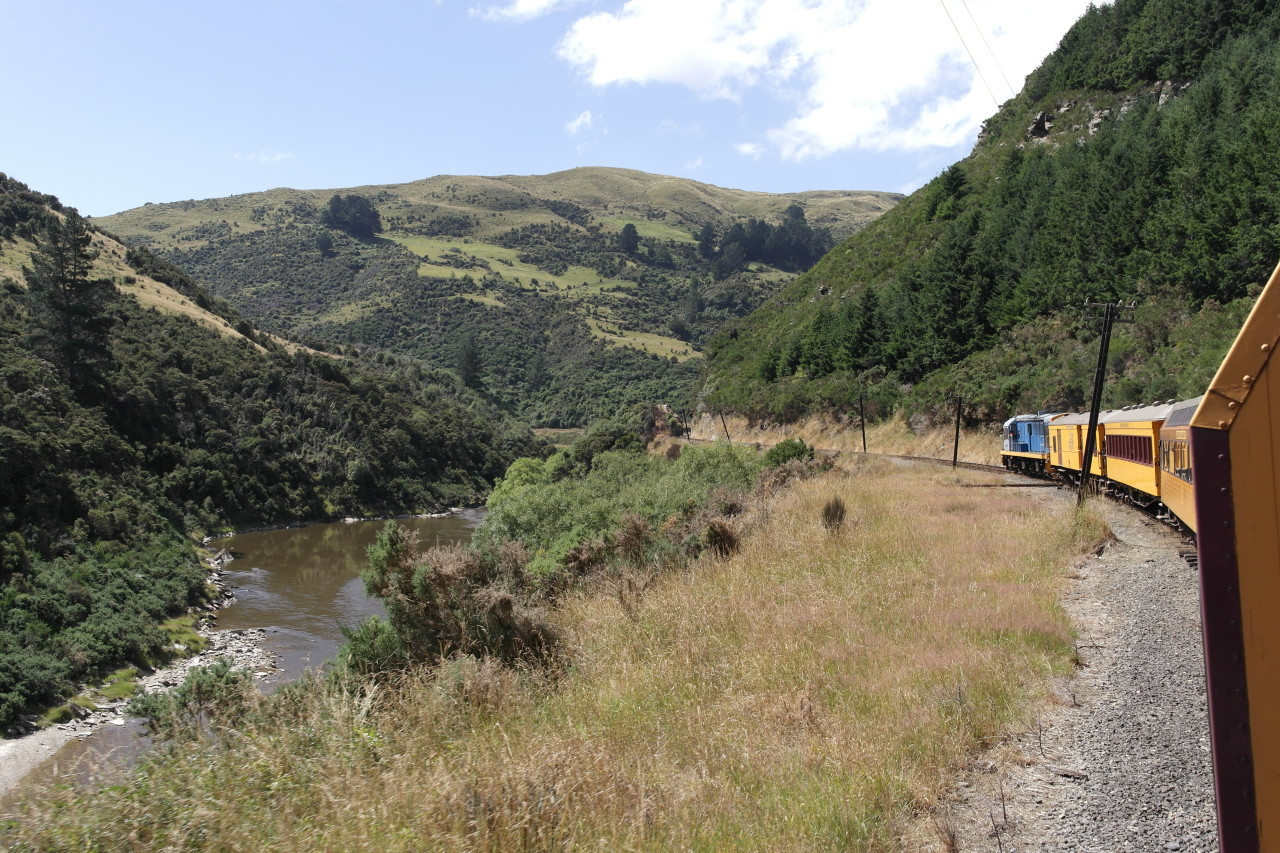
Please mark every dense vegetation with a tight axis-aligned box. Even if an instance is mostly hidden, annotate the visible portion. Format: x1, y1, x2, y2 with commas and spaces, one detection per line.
475, 424, 768, 578
336, 422, 806, 677
0, 176, 541, 728
154, 224, 706, 426
95, 170, 897, 426
321, 194, 382, 240
704, 0, 1280, 423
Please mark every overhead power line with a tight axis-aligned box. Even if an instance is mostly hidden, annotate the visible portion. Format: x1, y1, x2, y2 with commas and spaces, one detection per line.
936, 0, 1000, 109
958, 0, 1016, 98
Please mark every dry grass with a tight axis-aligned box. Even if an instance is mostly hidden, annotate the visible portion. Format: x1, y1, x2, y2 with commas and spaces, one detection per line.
4, 464, 1103, 852
0, 227, 267, 347
690, 412, 1002, 466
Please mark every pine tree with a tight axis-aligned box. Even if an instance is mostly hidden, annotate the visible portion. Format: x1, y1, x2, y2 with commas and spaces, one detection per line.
456, 335, 483, 390
23, 211, 116, 391
322, 194, 382, 239
619, 223, 640, 254
696, 223, 716, 259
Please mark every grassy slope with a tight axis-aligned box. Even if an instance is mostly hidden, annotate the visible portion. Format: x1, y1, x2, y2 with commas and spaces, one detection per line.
4, 461, 1106, 851
98, 168, 898, 250
0, 226, 260, 347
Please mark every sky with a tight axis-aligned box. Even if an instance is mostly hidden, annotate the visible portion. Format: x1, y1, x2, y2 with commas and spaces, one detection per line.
2, 0, 1098, 217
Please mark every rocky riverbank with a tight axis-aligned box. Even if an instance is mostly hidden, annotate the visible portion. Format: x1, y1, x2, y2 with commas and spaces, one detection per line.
0, 562, 280, 800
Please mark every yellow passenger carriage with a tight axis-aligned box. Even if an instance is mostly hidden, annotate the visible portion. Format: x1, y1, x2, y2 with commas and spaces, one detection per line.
1191, 259, 1280, 852
1157, 396, 1200, 533
1047, 411, 1092, 481
1095, 402, 1176, 506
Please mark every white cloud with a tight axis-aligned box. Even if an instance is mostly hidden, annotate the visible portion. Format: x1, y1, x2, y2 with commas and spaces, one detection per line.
553, 0, 1097, 159
735, 141, 764, 158
684, 155, 704, 170
235, 149, 295, 164
475, 0, 579, 22
565, 109, 607, 155
565, 109, 595, 135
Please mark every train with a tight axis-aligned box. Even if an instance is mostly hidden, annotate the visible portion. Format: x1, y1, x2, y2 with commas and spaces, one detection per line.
994, 256, 1280, 852
1000, 396, 1203, 533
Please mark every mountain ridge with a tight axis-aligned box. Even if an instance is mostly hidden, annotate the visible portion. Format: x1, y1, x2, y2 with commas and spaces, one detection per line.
96, 167, 900, 426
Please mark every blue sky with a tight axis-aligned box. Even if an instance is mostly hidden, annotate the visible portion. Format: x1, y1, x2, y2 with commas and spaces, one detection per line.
3, 0, 1097, 217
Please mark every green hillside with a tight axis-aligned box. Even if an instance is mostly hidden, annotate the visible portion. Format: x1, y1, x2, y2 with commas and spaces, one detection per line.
703, 0, 1280, 424
95, 168, 900, 426
0, 174, 541, 727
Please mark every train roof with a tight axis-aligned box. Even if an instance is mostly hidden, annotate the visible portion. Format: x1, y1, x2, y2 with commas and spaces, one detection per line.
1162, 395, 1204, 428
1099, 401, 1177, 423
1049, 399, 1190, 427
1002, 411, 1067, 427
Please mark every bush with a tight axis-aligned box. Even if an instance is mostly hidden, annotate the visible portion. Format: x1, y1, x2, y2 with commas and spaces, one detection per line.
478, 437, 762, 578
336, 616, 410, 677
821, 497, 847, 531
764, 438, 813, 467
129, 658, 255, 739
359, 523, 557, 668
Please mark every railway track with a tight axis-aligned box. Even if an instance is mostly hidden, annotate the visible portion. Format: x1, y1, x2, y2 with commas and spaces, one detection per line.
679, 435, 1046, 481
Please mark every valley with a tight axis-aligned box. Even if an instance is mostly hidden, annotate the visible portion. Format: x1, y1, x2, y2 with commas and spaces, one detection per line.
4, 0, 1278, 847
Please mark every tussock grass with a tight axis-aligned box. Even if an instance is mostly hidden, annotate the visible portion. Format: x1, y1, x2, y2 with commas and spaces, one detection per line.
822, 495, 848, 530
3, 465, 1102, 851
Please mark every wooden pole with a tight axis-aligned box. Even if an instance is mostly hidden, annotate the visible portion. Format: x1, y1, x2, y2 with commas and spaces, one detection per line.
952, 396, 963, 467
1079, 302, 1116, 506
859, 394, 867, 454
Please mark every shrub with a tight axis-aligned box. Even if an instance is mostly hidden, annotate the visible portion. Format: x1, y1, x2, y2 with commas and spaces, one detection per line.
129, 658, 255, 739
359, 522, 558, 667
703, 519, 739, 559
764, 438, 813, 467
821, 496, 847, 531
337, 616, 410, 677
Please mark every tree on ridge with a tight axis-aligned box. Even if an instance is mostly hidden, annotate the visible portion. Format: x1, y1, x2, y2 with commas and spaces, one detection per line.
23, 210, 116, 392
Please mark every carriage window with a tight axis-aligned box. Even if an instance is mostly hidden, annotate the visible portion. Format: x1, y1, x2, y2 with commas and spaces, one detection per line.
1161, 439, 1193, 483
1106, 434, 1154, 465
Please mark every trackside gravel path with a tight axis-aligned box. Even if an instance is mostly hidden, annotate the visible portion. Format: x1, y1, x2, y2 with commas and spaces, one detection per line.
940, 495, 1219, 852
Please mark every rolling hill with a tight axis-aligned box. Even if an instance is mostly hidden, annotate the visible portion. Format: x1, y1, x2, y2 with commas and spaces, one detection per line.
95, 168, 900, 425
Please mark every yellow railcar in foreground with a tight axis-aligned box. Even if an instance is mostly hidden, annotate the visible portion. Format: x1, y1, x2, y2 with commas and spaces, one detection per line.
1191, 260, 1280, 853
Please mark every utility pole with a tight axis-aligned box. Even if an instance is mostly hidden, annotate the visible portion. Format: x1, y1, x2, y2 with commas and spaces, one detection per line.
1078, 301, 1134, 506
952, 395, 964, 468
859, 393, 868, 453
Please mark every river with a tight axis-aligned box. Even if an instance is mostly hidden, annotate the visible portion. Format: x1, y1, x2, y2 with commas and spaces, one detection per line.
209, 510, 483, 685
0, 511, 482, 806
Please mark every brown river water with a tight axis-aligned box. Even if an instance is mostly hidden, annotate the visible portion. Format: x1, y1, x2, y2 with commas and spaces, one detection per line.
1, 511, 482, 805
210, 509, 483, 684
